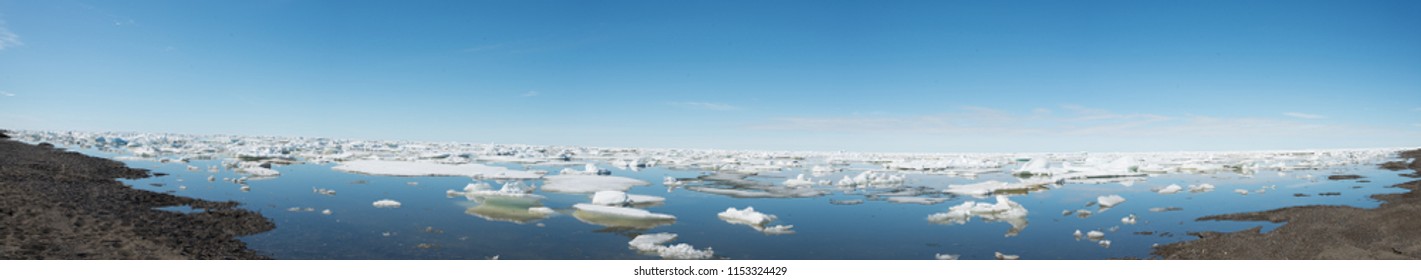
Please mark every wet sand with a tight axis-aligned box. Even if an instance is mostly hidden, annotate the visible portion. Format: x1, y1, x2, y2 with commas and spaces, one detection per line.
1154, 149, 1421, 259
0, 131, 274, 259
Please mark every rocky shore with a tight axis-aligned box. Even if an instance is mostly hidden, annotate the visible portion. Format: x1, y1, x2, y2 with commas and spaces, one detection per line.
1154, 149, 1421, 259
0, 130, 274, 259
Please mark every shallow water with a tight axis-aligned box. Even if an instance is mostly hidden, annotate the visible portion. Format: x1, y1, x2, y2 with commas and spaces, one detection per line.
72, 148, 1409, 260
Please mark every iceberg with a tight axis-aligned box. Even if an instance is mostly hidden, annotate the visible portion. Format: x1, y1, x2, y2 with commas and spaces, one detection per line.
1096, 195, 1126, 208
332, 160, 542, 179
942, 180, 1053, 196
1189, 183, 1216, 193
589, 190, 665, 206
572, 203, 676, 226
1156, 184, 1182, 194
718, 206, 777, 227
783, 174, 815, 187
655, 243, 714, 260
372, 199, 401, 208
542, 175, 650, 194
928, 196, 1029, 237
885, 196, 949, 205
465, 203, 552, 224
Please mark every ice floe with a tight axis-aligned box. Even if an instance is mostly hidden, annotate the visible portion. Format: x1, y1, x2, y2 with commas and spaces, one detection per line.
626, 233, 716, 260
541, 175, 650, 194
1156, 184, 1182, 194
332, 160, 542, 179
571, 203, 676, 229
928, 195, 1029, 237
372, 199, 402, 208
1096, 195, 1126, 208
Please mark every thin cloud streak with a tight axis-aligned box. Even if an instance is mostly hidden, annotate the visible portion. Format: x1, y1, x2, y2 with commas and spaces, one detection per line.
1283, 112, 1326, 119
0, 19, 21, 51
671, 102, 740, 111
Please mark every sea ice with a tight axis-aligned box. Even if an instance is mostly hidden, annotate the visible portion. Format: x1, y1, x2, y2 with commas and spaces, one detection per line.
332, 160, 542, 179
372, 199, 401, 208
935, 253, 960, 260
541, 175, 650, 194
1156, 184, 1182, 194
1096, 195, 1126, 208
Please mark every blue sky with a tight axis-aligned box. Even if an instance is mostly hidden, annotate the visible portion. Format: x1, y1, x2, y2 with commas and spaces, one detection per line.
1, 0, 1419, 153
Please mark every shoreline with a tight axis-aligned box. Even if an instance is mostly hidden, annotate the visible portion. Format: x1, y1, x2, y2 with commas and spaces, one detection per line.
1153, 149, 1421, 259
0, 131, 274, 259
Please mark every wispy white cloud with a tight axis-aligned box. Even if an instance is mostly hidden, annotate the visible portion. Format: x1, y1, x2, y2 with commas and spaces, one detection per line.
0, 91, 14, 97
1283, 112, 1326, 119
671, 102, 740, 111
0, 19, 21, 51
521, 91, 540, 97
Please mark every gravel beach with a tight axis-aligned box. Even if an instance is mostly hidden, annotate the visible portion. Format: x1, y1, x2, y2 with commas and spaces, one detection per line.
1154, 149, 1421, 259
0, 130, 274, 259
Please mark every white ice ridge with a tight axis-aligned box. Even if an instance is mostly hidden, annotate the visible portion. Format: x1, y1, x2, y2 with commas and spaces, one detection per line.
718, 206, 777, 226
589, 190, 665, 206
332, 160, 542, 179
927, 195, 1029, 237
1156, 184, 1182, 194
627, 233, 714, 260
572, 203, 676, 220
783, 174, 815, 187
541, 175, 650, 193
718, 207, 795, 235
1096, 195, 1126, 208
941, 179, 1054, 196
372, 199, 401, 208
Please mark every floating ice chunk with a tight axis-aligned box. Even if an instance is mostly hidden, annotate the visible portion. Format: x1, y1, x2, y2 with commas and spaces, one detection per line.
1074, 230, 1083, 240
995, 252, 1020, 260
1121, 214, 1137, 225
237, 166, 280, 177
663, 176, 683, 186
759, 224, 796, 235
332, 160, 542, 179
935, 253, 960, 260
1098, 240, 1112, 248
1149, 207, 1183, 212
655, 243, 714, 260
588, 190, 665, 206
1096, 195, 1126, 208
592, 190, 631, 205
240, 185, 251, 192
1086, 230, 1105, 240
572, 204, 676, 229
686, 186, 827, 198
628, 233, 679, 252
313, 187, 337, 196
542, 175, 650, 194
560, 163, 608, 175
372, 199, 402, 208
466, 203, 552, 224
885, 196, 949, 205
465, 182, 492, 192
942, 180, 1052, 196
1157, 184, 1182, 194
928, 196, 1029, 237
1189, 183, 1216, 193
829, 199, 864, 205
573, 203, 676, 220
1235, 189, 1250, 195
466, 187, 547, 208
783, 174, 814, 187
207, 175, 215, 182
1076, 209, 1093, 218
528, 207, 555, 215
718, 207, 777, 227
321, 209, 332, 215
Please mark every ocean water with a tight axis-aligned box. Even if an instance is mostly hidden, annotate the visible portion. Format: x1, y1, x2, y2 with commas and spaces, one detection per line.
72, 148, 1410, 260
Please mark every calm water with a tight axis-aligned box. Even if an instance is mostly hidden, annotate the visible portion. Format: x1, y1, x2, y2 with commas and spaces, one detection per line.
78, 148, 1409, 260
